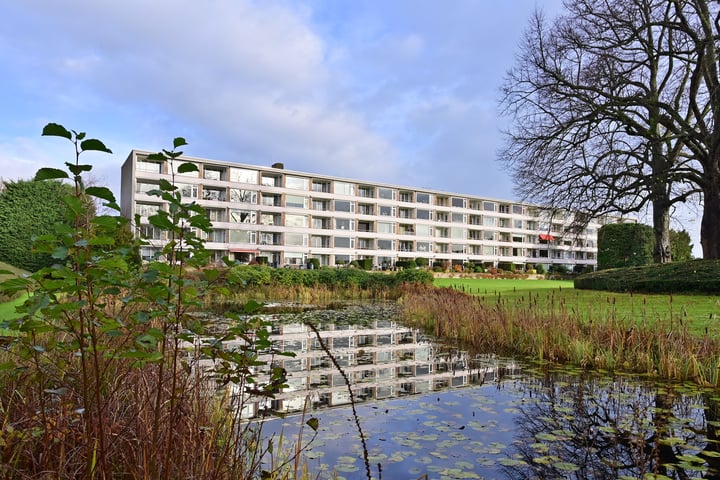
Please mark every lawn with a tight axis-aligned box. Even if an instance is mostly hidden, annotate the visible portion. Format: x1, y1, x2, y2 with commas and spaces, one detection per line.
433, 276, 720, 337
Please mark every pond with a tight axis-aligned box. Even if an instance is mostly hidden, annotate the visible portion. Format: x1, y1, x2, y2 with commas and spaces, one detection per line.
237, 304, 720, 479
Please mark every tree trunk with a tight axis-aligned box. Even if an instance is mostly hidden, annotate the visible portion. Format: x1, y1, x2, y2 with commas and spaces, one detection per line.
701, 183, 720, 259
652, 195, 672, 263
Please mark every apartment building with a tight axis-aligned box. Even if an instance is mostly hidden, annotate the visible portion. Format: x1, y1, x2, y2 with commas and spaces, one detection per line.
120, 150, 601, 270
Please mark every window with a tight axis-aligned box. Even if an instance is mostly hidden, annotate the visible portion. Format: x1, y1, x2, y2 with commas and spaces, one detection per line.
416, 225, 432, 237
136, 182, 159, 194
229, 167, 257, 183
514, 219, 523, 229
483, 201, 496, 212
137, 160, 162, 173
135, 203, 160, 217
452, 213, 464, 223
499, 204, 511, 214
285, 214, 308, 228
334, 237, 354, 248
334, 181, 355, 196
416, 192, 431, 204
177, 183, 198, 199
202, 188, 226, 201
206, 208, 226, 222
229, 209, 256, 224
203, 167, 224, 180
312, 180, 330, 192
416, 241, 432, 253
377, 239, 395, 250
400, 191, 414, 202
140, 225, 163, 240
452, 244, 465, 253
285, 175, 309, 190
261, 174, 281, 187
229, 189, 257, 203
513, 205, 524, 215
377, 222, 395, 234
452, 197, 466, 208
451, 228, 465, 239
285, 233, 307, 246
171, 161, 199, 177
483, 216, 497, 227
378, 188, 395, 200
416, 209, 431, 220
483, 245, 496, 255
379, 205, 395, 216
335, 218, 353, 230
334, 200, 353, 212
285, 195, 308, 209
484, 231, 496, 241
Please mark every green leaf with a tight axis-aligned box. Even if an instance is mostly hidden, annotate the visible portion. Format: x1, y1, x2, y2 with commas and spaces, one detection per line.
42, 123, 72, 140
92, 215, 121, 229
177, 162, 198, 174
85, 186, 116, 203
306, 417, 319, 431
146, 153, 166, 162
52, 246, 68, 260
158, 179, 176, 191
80, 138, 113, 154
174, 137, 188, 148
34, 168, 69, 181
148, 213, 175, 231
66, 163, 93, 176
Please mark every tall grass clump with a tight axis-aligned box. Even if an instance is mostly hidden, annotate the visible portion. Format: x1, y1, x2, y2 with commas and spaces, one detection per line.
398, 284, 720, 385
0, 125, 315, 479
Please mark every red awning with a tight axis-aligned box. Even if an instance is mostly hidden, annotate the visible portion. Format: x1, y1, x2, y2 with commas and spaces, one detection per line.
229, 248, 260, 253
539, 234, 555, 241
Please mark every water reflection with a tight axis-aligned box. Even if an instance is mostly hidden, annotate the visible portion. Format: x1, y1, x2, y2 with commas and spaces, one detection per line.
238, 304, 519, 418
228, 304, 720, 479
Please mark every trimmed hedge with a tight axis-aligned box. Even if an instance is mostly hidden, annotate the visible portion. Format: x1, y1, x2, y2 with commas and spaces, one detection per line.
574, 259, 720, 294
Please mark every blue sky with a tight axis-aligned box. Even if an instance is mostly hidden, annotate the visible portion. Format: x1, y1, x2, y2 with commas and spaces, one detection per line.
0, 0, 701, 253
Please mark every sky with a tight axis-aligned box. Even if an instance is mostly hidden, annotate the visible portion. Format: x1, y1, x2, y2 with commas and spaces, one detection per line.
0, 0, 702, 253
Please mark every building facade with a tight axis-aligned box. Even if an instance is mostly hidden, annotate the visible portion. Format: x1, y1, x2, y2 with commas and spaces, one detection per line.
120, 150, 602, 271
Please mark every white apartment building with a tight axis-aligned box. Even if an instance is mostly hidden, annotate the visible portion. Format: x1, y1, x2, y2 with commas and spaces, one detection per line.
120, 150, 601, 271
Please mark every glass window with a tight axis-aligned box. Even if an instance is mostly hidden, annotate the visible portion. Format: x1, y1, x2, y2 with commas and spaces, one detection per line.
229, 189, 257, 203
285, 214, 308, 228
416, 209, 431, 220
377, 239, 395, 250
484, 216, 497, 227
202, 188, 226, 201
452, 213, 464, 223
229, 167, 257, 183
483, 201, 496, 212
285, 195, 308, 209
452, 197, 465, 208
203, 167, 224, 181
334, 200, 353, 212
285, 233, 307, 246
177, 183, 198, 199
416, 241, 432, 253
378, 188, 395, 200
140, 225, 163, 240
285, 175, 309, 190
334, 181, 355, 196
416, 225, 432, 237
229, 209, 256, 224
334, 237, 353, 248
451, 228, 465, 239
416, 192, 431, 204
135, 203, 160, 217
377, 222, 395, 234
137, 160, 162, 173
135, 181, 158, 194
513, 205, 524, 214
379, 205, 395, 216
483, 245, 496, 255
484, 231, 496, 241
335, 218, 353, 230
172, 161, 199, 177
229, 230, 255, 244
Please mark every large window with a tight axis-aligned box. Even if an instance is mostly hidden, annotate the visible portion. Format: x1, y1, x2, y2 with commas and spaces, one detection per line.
334, 200, 353, 212
285, 195, 308, 209
135, 202, 160, 217
202, 188, 226, 201
379, 205, 395, 216
137, 159, 162, 173
483, 201, 496, 212
334, 181, 355, 196
230, 189, 257, 203
177, 183, 198, 199
284, 233, 308, 247
335, 218, 353, 230
483, 216, 497, 227
285, 214, 308, 228
136, 182, 158, 194
416, 241, 432, 253
229, 167, 257, 183
452, 213, 464, 223
378, 188, 395, 200
285, 175, 309, 190
416, 192, 431, 204
416, 225, 432, 237
416, 209, 431, 220
377, 239, 395, 250
229, 209, 256, 224
334, 237, 354, 248
377, 222, 395, 234
229, 230, 255, 244
451, 228, 465, 239
452, 197, 466, 208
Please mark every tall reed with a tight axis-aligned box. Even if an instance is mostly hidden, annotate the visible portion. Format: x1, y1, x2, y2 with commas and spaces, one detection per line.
398, 285, 720, 385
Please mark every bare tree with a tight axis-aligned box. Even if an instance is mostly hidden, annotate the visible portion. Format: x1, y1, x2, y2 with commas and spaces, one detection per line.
499, 0, 720, 261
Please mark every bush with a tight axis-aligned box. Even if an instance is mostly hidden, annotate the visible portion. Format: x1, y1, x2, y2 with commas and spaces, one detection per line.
306, 257, 320, 270
535, 264, 546, 274
415, 257, 428, 267
498, 262, 516, 272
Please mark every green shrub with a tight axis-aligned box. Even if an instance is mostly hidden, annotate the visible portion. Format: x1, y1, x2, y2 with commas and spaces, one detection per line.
415, 257, 428, 267
535, 264, 546, 274
306, 257, 320, 270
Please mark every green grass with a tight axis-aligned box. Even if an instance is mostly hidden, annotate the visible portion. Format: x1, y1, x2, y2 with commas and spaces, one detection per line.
434, 277, 720, 337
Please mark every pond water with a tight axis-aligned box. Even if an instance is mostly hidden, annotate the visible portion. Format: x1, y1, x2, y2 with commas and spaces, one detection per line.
240, 304, 720, 479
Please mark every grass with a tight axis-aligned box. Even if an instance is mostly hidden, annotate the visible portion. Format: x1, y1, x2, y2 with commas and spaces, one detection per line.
433, 277, 720, 337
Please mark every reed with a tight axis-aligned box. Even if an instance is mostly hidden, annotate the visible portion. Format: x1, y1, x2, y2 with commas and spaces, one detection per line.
399, 285, 720, 385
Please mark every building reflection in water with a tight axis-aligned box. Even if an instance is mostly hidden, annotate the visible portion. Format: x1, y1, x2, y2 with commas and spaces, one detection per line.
219, 307, 521, 419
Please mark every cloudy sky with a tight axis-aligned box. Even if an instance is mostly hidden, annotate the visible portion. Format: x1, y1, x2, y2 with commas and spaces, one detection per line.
0, 0, 701, 252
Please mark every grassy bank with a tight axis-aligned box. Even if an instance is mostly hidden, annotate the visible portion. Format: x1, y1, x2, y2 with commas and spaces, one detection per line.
400, 283, 720, 385
433, 277, 720, 337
